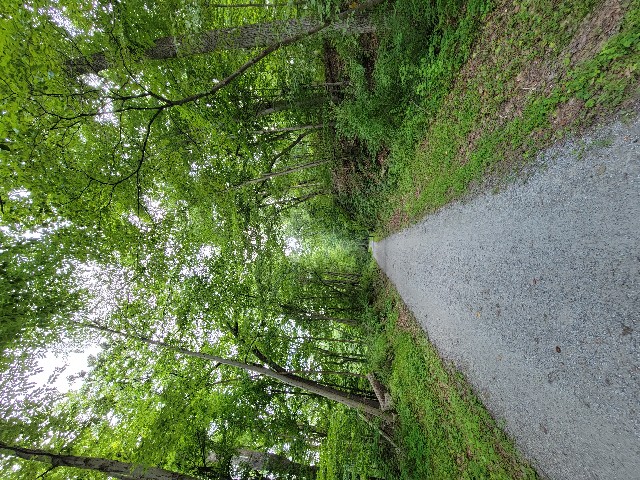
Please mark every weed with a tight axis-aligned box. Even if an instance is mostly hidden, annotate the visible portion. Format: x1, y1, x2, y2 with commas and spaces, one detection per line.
327, 262, 539, 479
334, 0, 640, 235
592, 136, 615, 148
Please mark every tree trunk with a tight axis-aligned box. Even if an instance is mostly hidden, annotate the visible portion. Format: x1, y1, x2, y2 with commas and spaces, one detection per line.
67, 15, 377, 76
274, 190, 324, 211
253, 124, 332, 135
138, 0, 385, 108
0, 441, 198, 480
208, 448, 317, 479
233, 448, 318, 478
283, 305, 359, 327
204, 2, 303, 7
80, 322, 392, 420
312, 346, 366, 364
235, 159, 330, 188
367, 373, 394, 411
256, 94, 334, 117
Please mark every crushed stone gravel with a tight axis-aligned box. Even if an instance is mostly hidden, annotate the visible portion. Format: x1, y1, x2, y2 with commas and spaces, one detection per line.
373, 110, 640, 480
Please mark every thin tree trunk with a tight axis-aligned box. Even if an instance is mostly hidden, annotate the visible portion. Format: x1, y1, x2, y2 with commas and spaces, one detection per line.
225, 320, 287, 374
66, 15, 377, 76
232, 448, 318, 478
256, 94, 332, 117
367, 373, 394, 411
159, 0, 386, 108
312, 347, 366, 363
275, 191, 325, 212
236, 131, 310, 189
280, 334, 362, 344
284, 306, 359, 327
284, 369, 366, 377
321, 271, 361, 280
304, 81, 351, 89
235, 159, 330, 188
0, 441, 198, 480
252, 124, 331, 135
79, 322, 391, 420
267, 131, 310, 168
204, 2, 302, 7
289, 180, 324, 189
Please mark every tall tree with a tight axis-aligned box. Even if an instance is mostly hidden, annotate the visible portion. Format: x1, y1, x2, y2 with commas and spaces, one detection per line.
81, 321, 390, 419
67, 15, 377, 76
0, 441, 200, 480
227, 448, 318, 478
1, 1, 390, 477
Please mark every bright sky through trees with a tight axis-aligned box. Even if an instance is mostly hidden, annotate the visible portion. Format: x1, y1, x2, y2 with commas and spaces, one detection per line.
0, 1, 386, 478
31, 344, 101, 393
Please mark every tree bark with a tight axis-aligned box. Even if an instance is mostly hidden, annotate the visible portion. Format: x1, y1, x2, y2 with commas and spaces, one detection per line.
0, 441, 198, 480
67, 15, 377, 76
233, 448, 318, 478
367, 373, 394, 411
256, 94, 334, 117
208, 448, 317, 479
235, 158, 330, 188
141, 0, 386, 108
283, 305, 359, 327
252, 123, 332, 134
204, 2, 303, 7
79, 322, 392, 420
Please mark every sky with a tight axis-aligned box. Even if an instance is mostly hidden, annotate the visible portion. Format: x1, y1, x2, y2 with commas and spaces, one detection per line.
31, 343, 101, 393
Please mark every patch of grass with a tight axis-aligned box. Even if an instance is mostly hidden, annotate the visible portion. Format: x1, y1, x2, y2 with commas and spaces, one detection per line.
334, 0, 640, 235
318, 260, 538, 479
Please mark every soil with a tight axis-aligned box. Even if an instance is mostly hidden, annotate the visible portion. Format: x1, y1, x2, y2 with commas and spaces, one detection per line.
563, 0, 627, 67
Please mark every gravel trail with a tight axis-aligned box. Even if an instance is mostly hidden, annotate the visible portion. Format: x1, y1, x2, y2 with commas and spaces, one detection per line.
372, 112, 640, 480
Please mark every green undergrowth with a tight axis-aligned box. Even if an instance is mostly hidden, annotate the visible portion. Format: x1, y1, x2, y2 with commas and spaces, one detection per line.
333, 0, 640, 235
331, 0, 493, 228
335, 0, 492, 150
318, 261, 538, 479
318, 1, 639, 477
317, 405, 393, 479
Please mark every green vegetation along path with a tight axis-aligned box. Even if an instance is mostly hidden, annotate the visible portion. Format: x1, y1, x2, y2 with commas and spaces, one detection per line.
372, 109, 640, 480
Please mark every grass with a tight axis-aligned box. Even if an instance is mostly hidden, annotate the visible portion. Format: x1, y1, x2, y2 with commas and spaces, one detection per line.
318, 261, 538, 479
332, 0, 640, 235
320, 0, 640, 477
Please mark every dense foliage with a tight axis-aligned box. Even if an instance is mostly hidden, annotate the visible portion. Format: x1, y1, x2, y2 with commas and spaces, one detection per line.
1, 1, 383, 478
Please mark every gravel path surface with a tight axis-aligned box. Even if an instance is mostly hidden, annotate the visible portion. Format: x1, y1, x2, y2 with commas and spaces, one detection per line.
372, 112, 640, 480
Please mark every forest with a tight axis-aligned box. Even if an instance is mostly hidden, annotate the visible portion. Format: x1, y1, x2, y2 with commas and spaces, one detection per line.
1, 0, 638, 478
0, 1, 407, 478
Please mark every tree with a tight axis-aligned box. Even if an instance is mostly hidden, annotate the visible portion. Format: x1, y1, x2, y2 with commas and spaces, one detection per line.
0, 0, 392, 477
81, 321, 390, 420
66, 15, 377, 76
2, 0, 383, 244
0, 441, 200, 480
0, 229, 84, 361
227, 448, 318, 478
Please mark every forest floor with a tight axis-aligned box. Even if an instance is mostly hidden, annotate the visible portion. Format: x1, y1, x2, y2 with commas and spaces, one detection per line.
332, 0, 639, 237
372, 109, 640, 479
377, 0, 640, 238
320, 0, 640, 478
